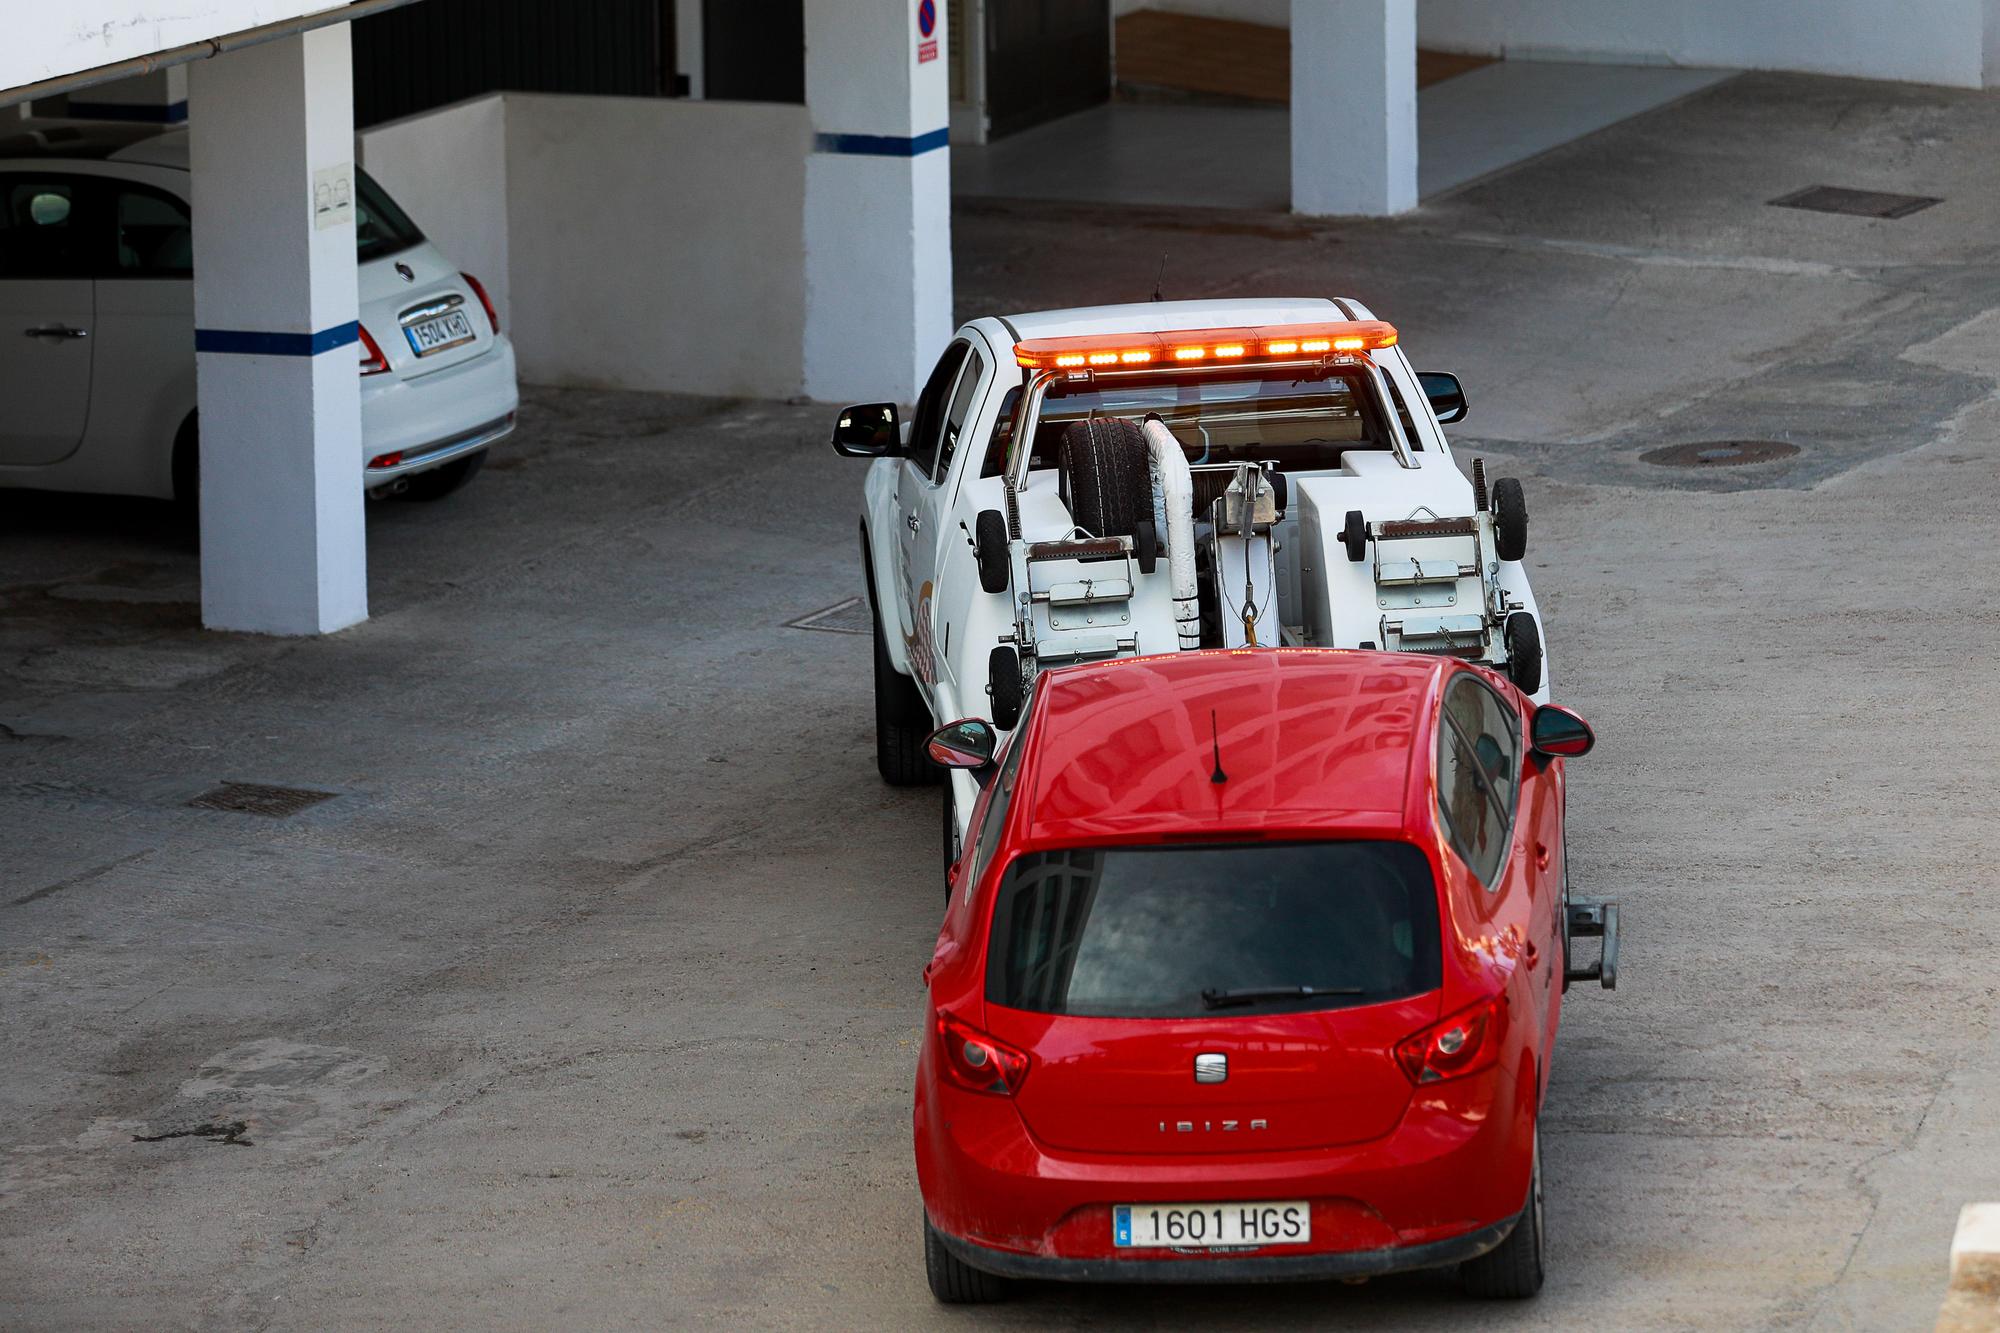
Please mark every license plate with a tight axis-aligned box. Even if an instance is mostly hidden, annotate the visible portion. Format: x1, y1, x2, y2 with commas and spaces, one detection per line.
1113, 1201, 1310, 1249
404, 308, 475, 357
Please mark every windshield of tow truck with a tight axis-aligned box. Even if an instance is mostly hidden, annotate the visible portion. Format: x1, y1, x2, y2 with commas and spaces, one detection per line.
980, 366, 1405, 479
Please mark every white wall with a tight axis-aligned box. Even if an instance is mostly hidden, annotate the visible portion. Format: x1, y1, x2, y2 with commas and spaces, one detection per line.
4, 0, 346, 93
359, 94, 509, 325
1419, 0, 1990, 88
1115, 0, 1998, 87
360, 94, 811, 399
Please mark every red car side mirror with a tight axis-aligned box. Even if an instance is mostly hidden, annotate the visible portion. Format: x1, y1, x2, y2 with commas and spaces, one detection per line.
1530, 705, 1594, 760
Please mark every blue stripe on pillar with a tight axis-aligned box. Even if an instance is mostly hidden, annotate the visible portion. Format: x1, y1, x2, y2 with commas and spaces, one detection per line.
195, 322, 360, 356
66, 100, 189, 124
813, 128, 950, 157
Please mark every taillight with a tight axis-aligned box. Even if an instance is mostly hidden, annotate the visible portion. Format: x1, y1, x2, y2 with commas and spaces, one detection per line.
462, 271, 499, 334
937, 1013, 1029, 1096
357, 324, 389, 376
1394, 996, 1507, 1084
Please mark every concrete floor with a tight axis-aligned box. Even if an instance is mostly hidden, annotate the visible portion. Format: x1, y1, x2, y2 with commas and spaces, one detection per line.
949, 60, 1735, 209
6, 70, 2000, 1329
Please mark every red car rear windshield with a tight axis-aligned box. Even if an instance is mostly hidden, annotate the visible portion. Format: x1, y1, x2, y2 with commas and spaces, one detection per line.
986, 841, 1440, 1018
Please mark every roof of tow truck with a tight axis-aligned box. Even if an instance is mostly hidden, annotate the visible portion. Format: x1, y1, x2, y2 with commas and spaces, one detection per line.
1020, 649, 1447, 842
999, 297, 1359, 343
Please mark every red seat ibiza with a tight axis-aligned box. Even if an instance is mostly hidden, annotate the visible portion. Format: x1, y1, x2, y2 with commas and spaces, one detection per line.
913, 648, 1618, 1303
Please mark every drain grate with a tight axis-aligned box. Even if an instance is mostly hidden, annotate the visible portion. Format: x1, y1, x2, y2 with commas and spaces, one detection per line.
188, 781, 337, 817
1769, 186, 1940, 220
1640, 440, 1802, 469
786, 597, 872, 635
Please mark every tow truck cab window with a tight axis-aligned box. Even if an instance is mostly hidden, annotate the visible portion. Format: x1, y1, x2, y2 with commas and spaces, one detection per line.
908, 341, 970, 480
1435, 674, 1521, 888
935, 347, 985, 483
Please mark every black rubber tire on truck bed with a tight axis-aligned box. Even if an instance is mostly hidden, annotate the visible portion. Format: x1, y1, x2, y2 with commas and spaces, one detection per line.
1492, 477, 1529, 562
975, 508, 1010, 594
1057, 418, 1153, 541
1504, 611, 1543, 695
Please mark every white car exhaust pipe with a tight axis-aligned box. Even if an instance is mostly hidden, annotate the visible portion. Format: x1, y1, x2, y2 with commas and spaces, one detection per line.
1143, 415, 1201, 651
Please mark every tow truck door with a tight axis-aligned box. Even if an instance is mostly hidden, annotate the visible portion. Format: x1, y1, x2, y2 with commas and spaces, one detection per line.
895, 340, 984, 705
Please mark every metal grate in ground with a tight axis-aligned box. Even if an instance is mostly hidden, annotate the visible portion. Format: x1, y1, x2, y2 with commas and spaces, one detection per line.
786, 597, 872, 635
1768, 186, 1941, 219
187, 782, 337, 817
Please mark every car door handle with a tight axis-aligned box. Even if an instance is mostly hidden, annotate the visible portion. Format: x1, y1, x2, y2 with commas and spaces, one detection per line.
1535, 842, 1551, 871
905, 514, 921, 534
23, 325, 87, 340
1523, 940, 1541, 969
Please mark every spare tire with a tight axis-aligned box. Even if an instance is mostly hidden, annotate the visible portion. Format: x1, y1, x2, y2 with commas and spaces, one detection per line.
989, 645, 1024, 731
1057, 419, 1153, 541
1492, 478, 1528, 563
974, 509, 1010, 594
1505, 611, 1543, 695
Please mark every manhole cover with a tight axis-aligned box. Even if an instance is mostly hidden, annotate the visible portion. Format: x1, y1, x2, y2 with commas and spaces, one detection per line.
786, 597, 871, 635
1640, 440, 1802, 468
1769, 185, 1941, 220
188, 781, 337, 817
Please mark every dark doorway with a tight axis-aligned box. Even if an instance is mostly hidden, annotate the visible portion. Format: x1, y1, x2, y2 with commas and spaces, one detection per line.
985, 0, 1111, 139
352, 0, 677, 128
703, 0, 806, 103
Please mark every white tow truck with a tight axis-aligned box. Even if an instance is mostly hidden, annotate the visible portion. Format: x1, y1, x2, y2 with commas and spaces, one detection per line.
832, 298, 1548, 863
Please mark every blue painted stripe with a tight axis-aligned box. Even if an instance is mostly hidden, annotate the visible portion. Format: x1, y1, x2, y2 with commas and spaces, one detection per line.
195, 322, 360, 357
67, 99, 188, 124
814, 128, 949, 158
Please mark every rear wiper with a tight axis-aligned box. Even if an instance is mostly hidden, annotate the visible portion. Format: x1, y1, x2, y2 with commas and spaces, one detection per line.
1201, 984, 1363, 1009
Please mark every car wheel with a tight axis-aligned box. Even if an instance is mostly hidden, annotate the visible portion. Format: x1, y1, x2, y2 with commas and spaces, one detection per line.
873, 605, 936, 787
941, 781, 961, 893
1504, 612, 1543, 694
975, 508, 1010, 594
924, 1217, 1009, 1305
988, 645, 1023, 732
1057, 418, 1152, 540
402, 449, 486, 501
1491, 477, 1528, 562
1462, 1125, 1545, 1299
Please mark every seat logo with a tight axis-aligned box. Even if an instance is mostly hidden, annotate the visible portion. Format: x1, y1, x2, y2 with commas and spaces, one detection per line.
1194, 1052, 1227, 1084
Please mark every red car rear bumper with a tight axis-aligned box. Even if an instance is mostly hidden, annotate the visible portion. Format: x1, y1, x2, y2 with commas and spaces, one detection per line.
915, 1066, 1533, 1282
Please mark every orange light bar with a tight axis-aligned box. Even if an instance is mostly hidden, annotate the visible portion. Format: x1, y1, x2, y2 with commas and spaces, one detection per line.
1015, 319, 1398, 371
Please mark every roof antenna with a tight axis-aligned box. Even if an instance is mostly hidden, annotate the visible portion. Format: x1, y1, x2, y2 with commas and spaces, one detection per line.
1151, 253, 1169, 303
1209, 709, 1228, 785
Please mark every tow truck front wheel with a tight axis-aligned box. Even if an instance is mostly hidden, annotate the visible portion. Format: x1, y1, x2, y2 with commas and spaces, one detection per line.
873, 609, 937, 787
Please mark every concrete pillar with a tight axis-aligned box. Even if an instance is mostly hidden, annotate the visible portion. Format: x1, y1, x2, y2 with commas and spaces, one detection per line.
67, 67, 188, 123
1291, 0, 1418, 217
802, 0, 953, 404
187, 28, 366, 635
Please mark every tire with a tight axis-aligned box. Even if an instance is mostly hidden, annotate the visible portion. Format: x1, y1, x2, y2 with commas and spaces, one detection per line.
171, 414, 200, 523
1341, 509, 1369, 563
1462, 1127, 1544, 1299
925, 1218, 1009, 1305
872, 600, 935, 787
1504, 611, 1543, 695
1492, 477, 1528, 562
1057, 418, 1152, 540
941, 781, 961, 891
403, 449, 487, 501
988, 645, 1023, 731
1133, 518, 1158, 575
975, 509, 1010, 594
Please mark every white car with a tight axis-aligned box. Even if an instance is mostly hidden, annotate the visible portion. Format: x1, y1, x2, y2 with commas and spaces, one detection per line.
831, 297, 1548, 862
0, 119, 518, 505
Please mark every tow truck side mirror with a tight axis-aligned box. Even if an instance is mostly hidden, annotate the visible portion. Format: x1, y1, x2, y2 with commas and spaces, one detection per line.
1417, 371, 1467, 424
1530, 705, 1594, 760
926, 718, 998, 771
831, 402, 902, 458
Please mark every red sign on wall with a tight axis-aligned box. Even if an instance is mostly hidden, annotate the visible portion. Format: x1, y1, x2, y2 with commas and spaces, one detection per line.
917, 0, 938, 62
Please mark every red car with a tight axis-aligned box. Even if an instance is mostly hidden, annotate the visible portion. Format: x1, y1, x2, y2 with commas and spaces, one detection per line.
914, 648, 1619, 1303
